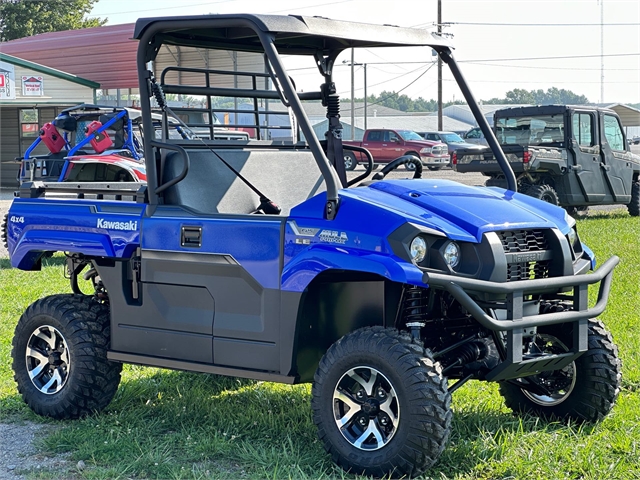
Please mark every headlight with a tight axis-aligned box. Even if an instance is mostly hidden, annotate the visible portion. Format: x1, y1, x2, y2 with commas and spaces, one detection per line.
443, 241, 460, 268
563, 210, 577, 227
410, 236, 427, 264
420, 147, 432, 154
568, 228, 577, 247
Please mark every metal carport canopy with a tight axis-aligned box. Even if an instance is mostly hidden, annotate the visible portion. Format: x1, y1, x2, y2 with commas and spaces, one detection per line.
604, 104, 640, 127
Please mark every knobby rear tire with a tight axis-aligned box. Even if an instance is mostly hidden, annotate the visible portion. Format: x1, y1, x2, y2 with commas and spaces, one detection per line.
526, 184, 560, 206
628, 181, 640, 216
12, 294, 122, 419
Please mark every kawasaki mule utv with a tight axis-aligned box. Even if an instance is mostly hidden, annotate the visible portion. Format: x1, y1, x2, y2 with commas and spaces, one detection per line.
2, 14, 621, 477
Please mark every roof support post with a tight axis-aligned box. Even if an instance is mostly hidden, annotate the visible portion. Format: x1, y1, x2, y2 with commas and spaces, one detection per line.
439, 48, 517, 192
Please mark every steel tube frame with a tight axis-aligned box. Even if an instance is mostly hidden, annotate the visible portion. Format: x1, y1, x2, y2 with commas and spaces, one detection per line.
423, 255, 619, 330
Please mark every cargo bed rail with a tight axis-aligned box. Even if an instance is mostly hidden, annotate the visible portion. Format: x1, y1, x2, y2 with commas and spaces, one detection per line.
18, 181, 148, 203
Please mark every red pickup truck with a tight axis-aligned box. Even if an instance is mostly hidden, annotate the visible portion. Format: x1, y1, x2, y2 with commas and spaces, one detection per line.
342, 128, 450, 170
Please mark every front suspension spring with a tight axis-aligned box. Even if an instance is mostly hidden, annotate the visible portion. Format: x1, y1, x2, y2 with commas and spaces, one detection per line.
401, 286, 431, 324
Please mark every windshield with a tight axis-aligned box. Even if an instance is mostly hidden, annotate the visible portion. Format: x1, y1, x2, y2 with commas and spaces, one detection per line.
441, 133, 464, 143
398, 130, 426, 141
495, 114, 565, 146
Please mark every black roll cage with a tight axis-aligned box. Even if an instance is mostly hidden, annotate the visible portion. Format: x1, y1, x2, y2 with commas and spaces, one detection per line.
134, 14, 517, 214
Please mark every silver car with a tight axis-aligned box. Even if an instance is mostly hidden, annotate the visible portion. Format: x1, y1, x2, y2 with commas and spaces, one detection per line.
462, 127, 488, 145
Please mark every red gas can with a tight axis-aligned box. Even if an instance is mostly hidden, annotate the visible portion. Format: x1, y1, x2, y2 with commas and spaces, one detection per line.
85, 121, 113, 153
38, 123, 66, 154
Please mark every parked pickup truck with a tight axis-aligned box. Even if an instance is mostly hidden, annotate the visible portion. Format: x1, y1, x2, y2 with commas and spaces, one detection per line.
343, 128, 449, 171
452, 105, 640, 216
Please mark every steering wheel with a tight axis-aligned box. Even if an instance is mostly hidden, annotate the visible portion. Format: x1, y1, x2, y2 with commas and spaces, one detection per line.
372, 155, 422, 180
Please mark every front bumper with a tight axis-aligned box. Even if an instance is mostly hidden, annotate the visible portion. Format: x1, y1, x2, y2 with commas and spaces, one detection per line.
423, 255, 619, 381
421, 155, 450, 166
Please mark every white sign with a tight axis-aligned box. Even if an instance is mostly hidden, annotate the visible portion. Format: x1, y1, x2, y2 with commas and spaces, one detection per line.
0, 61, 16, 100
22, 75, 44, 96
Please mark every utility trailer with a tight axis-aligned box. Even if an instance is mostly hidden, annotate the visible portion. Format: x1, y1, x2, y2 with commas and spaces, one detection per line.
2, 14, 621, 477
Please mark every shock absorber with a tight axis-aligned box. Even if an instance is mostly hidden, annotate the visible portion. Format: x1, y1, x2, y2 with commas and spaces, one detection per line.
150, 75, 167, 110
326, 93, 340, 120
401, 286, 430, 339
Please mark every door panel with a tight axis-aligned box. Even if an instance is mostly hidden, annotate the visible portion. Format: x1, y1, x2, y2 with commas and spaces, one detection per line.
570, 111, 608, 202
117, 282, 214, 363
362, 130, 384, 160
599, 113, 633, 202
384, 130, 403, 161
132, 206, 284, 371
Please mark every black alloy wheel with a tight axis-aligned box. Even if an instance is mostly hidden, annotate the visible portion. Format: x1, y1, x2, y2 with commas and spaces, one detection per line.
12, 294, 122, 419
499, 319, 621, 422
312, 327, 452, 477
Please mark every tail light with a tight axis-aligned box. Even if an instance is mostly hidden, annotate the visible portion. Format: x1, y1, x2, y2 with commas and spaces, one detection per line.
523, 150, 531, 164
452, 151, 457, 165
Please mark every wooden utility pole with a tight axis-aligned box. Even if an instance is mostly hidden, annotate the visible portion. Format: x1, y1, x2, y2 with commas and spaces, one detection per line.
437, 0, 443, 131
364, 63, 368, 131
350, 48, 355, 140
600, 0, 604, 103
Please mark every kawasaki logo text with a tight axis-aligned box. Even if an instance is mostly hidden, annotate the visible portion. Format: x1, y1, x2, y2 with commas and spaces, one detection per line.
97, 218, 138, 231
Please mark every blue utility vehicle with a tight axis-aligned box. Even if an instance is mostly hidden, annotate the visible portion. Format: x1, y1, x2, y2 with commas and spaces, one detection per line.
1, 14, 621, 477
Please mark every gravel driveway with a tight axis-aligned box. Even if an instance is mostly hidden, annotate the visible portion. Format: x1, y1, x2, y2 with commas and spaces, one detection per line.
0, 423, 73, 480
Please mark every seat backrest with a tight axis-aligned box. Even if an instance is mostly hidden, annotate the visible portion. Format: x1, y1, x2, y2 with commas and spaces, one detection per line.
161, 148, 326, 216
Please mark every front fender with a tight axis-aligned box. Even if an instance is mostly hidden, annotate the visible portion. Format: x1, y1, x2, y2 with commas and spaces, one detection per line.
281, 245, 424, 292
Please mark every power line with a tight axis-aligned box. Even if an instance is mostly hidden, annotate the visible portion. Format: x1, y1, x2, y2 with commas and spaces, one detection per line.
340, 53, 640, 65
88, 0, 233, 17
350, 63, 437, 111
337, 64, 430, 97
464, 62, 640, 72
463, 52, 640, 63
267, 0, 353, 14
444, 21, 640, 27
443, 79, 640, 84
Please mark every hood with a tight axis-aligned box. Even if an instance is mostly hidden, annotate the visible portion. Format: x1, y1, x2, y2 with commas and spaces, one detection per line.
344, 179, 570, 242
447, 142, 486, 151
406, 139, 446, 148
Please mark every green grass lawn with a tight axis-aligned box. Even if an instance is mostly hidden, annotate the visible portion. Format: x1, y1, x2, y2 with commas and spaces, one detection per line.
1, 209, 639, 479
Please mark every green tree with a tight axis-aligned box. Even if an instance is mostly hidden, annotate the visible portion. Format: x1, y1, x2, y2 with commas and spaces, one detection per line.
536, 87, 589, 105
346, 92, 465, 113
485, 88, 589, 105
0, 0, 107, 42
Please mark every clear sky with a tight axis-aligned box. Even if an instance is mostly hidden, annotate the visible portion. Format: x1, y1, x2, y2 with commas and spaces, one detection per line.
89, 0, 640, 104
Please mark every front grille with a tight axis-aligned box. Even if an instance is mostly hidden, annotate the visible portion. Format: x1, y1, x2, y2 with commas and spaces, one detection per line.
498, 229, 548, 253
498, 229, 551, 281
432, 145, 447, 155
507, 260, 550, 281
